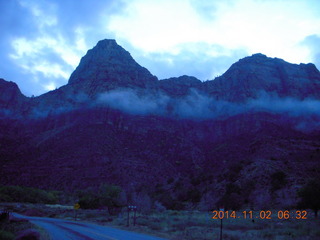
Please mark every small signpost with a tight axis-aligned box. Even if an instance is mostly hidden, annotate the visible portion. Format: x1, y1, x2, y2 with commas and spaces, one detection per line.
127, 205, 137, 227
220, 207, 224, 240
74, 203, 80, 210
74, 203, 80, 221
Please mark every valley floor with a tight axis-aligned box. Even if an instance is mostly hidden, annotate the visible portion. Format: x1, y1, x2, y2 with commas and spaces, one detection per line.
1, 203, 320, 240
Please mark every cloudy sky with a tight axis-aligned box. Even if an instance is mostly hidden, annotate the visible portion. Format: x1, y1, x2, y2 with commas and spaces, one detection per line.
1, 0, 320, 96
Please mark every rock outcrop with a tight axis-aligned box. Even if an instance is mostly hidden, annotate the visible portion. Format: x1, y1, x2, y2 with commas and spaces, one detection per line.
159, 75, 202, 96
0, 78, 28, 114
68, 39, 158, 97
204, 53, 320, 101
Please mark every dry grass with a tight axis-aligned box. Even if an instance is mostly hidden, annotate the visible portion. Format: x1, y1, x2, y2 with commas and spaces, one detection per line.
0, 218, 49, 240
1, 203, 320, 240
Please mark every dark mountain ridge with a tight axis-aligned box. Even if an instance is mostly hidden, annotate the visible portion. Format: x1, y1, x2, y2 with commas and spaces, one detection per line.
1, 39, 320, 210
2, 39, 320, 117
204, 53, 320, 101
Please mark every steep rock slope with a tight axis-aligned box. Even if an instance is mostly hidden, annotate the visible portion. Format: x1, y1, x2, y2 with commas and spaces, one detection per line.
0, 40, 320, 210
68, 39, 158, 95
0, 78, 28, 114
204, 53, 320, 101
2, 41, 320, 116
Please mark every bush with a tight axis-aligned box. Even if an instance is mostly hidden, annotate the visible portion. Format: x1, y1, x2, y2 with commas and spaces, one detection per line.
0, 193, 12, 202
271, 171, 287, 191
154, 201, 166, 212
0, 230, 14, 240
136, 217, 150, 226
0, 221, 37, 240
186, 188, 201, 203
217, 183, 244, 210
15, 229, 40, 240
298, 179, 320, 218
78, 190, 100, 209
148, 222, 163, 231
132, 192, 152, 213
0, 185, 59, 204
77, 183, 125, 215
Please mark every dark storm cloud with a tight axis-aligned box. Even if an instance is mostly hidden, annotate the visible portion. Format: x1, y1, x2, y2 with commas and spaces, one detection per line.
0, 1, 37, 37
51, 0, 126, 43
1, 0, 319, 98
0, 0, 126, 97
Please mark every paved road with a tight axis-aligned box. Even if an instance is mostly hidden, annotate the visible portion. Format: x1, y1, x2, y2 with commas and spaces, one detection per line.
13, 213, 168, 240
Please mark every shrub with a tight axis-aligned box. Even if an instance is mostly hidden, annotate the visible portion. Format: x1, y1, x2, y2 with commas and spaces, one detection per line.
78, 194, 100, 209
77, 183, 125, 215
0, 185, 59, 204
217, 183, 244, 210
0, 230, 14, 240
15, 229, 40, 240
136, 217, 150, 226
297, 179, 320, 218
148, 222, 163, 231
270, 171, 287, 191
154, 201, 166, 212
132, 192, 152, 213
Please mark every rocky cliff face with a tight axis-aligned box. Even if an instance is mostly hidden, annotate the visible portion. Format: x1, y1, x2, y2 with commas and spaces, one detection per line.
204, 53, 320, 101
1, 40, 320, 210
68, 39, 158, 97
159, 75, 203, 97
3, 41, 320, 117
0, 78, 28, 115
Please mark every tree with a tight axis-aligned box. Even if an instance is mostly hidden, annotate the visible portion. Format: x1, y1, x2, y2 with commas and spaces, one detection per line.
78, 188, 100, 209
132, 192, 152, 213
77, 184, 126, 214
217, 183, 244, 210
99, 184, 125, 215
271, 171, 287, 191
297, 179, 320, 218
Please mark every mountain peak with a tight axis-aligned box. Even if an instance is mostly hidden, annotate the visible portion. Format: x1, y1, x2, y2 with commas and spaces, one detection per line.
251, 53, 267, 58
68, 39, 157, 92
88, 39, 131, 61
0, 78, 27, 111
209, 53, 320, 101
95, 39, 118, 48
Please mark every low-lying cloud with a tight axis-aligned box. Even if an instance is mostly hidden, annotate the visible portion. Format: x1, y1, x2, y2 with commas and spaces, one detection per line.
98, 89, 170, 115
97, 89, 320, 125
3, 86, 319, 132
